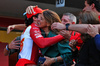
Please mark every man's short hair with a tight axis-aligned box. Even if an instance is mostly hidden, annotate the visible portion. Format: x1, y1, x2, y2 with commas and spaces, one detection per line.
86, 0, 100, 12
63, 13, 77, 24
24, 14, 39, 26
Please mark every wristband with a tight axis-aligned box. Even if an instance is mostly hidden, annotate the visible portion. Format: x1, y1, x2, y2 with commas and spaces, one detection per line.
66, 24, 70, 30
6, 45, 10, 51
54, 57, 57, 62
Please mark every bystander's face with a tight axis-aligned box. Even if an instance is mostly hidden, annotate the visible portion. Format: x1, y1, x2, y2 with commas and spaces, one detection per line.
83, 1, 92, 11
61, 15, 72, 25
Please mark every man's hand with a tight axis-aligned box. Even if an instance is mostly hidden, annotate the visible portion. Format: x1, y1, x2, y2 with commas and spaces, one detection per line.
7, 25, 15, 34
8, 38, 20, 50
69, 39, 77, 51
59, 30, 71, 40
87, 24, 99, 37
51, 22, 66, 30
26, 5, 36, 14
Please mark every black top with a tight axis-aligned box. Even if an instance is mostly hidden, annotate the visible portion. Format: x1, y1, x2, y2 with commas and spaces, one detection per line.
76, 38, 100, 66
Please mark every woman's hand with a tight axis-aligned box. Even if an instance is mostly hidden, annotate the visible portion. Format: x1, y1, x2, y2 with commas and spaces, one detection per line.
41, 56, 55, 66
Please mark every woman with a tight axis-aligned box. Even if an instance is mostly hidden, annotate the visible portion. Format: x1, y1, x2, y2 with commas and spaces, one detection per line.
86, 24, 100, 51
37, 10, 72, 66
69, 11, 100, 66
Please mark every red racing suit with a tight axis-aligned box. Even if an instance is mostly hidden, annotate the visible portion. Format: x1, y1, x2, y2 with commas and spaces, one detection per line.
16, 23, 64, 66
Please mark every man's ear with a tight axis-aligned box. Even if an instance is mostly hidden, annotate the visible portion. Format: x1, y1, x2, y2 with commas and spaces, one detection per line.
33, 17, 37, 20
91, 3, 95, 9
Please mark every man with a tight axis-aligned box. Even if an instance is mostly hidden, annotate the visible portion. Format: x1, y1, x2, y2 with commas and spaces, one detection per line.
4, 36, 20, 59
61, 13, 77, 25
14, 6, 64, 66
61, 13, 83, 50
83, 0, 100, 16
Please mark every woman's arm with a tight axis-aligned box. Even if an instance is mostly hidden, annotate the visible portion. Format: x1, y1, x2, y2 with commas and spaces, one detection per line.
58, 41, 72, 63
42, 56, 63, 66
68, 24, 88, 33
67, 24, 100, 33
51, 22, 100, 33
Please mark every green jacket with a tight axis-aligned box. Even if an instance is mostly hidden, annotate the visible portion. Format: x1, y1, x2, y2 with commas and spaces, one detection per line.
40, 30, 72, 66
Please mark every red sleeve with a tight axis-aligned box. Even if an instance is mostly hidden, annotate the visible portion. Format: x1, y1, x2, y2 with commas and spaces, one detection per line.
30, 24, 64, 48
98, 16, 100, 21
70, 32, 83, 47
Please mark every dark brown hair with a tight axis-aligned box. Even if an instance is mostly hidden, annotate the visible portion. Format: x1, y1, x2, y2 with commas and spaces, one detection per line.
86, 0, 100, 12
43, 10, 61, 25
43, 10, 61, 33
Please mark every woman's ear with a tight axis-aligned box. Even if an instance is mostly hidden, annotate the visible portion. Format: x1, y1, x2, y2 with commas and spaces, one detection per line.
91, 3, 95, 9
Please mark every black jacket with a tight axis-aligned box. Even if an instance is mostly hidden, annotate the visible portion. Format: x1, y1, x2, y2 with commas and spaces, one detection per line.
76, 38, 100, 66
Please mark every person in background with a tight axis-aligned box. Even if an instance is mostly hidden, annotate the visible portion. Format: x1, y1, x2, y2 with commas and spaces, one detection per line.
83, 0, 100, 51
52, 11, 100, 65
61, 13, 83, 50
76, 11, 100, 66
86, 24, 100, 51
60, 13, 83, 65
83, 0, 100, 17
4, 36, 20, 60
